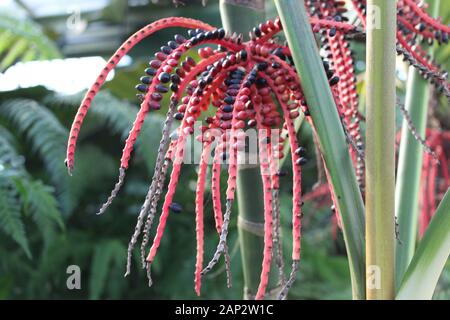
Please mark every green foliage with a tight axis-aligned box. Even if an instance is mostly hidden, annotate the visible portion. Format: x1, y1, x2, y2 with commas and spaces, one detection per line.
0, 175, 31, 258
0, 12, 61, 71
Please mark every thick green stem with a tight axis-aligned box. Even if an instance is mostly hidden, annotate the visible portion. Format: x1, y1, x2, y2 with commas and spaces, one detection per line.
365, 0, 396, 300
219, 0, 278, 299
274, 0, 366, 299
397, 188, 450, 300
395, 0, 440, 289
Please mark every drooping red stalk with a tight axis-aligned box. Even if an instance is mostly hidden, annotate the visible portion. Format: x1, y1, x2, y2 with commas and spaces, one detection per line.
147, 54, 245, 269
212, 141, 224, 232
194, 142, 210, 296
251, 88, 274, 301
65, 17, 214, 172
124, 54, 230, 275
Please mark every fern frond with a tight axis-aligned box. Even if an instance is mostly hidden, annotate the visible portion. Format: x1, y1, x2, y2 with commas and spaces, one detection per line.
89, 240, 126, 300
0, 175, 31, 258
0, 12, 61, 71
0, 99, 72, 212
0, 125, 22, 170
14, 178, 64, 244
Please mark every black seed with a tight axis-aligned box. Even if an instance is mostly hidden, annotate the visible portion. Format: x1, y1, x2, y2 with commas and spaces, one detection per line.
257, 62, 268, 70
174, 112, 184, 120
169, 202, 183, 213
205, 31, 213, 39
272, 48, 286, 60
221, 152, 228, 161
161, 46, 172, 54
198, 79, 206, 89
253, 27, 262, 37
243, 80, 252, 88
158, 72, 171, 83
224, 96, 235, 104
187, 29, 196, 37
145, 68, 156, 76
171, 74, 180, 84
221, 113, 233, 121
206, 76, 213, 84
271, 62, 281, 69
136, 93, 144, 102
240, 49, 247, 61
295, 147, 306, 155
256, 77, 267, 87
156, 84, 169, 93
276, 170, 287, 177
168, 40, 178, 49
329, 28, 337, 37
151, 92, 163, 101
218, 28, 225, 39
170, 84, 178, 92
222, 105, 233, 113
296, 157, 308, 166
195, 32, 205, 42
304, 109, 310, 116
174, 34, 186, 44
329, 76, 340, 86
140, 76, 152, 84
323, 61, 330, 71
416, 23, 425, 32
327, 70, 334, 79
135, 84, 147, 92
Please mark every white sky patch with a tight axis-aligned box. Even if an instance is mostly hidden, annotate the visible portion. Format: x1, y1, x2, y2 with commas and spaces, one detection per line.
0, 56, 116, 94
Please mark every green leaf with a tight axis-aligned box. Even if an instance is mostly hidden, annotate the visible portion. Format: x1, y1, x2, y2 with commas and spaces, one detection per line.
397, 188, 450, 300
0, 175, 31, 258
0, 12, 61, 71
89, 240, 125, 300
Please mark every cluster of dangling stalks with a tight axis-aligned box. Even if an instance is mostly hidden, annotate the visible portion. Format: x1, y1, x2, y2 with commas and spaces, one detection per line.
350, 0, 450, 102
65, 0, 450, 300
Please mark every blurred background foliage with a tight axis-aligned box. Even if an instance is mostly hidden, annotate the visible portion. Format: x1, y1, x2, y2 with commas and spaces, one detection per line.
0, 0, 448, 300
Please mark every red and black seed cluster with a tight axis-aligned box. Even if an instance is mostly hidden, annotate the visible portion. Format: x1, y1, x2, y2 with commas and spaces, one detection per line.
66, 1, 449, 300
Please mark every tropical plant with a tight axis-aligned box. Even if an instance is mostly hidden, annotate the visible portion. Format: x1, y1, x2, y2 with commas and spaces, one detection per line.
62, 0, 449, 301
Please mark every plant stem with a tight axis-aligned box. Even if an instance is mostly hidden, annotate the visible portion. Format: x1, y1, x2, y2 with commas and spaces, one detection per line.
397, 188, 450, 300
219, 0, 278, 299
395, 0, 440, 289
274, 0, 366, 299
365, 0, 396, 300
